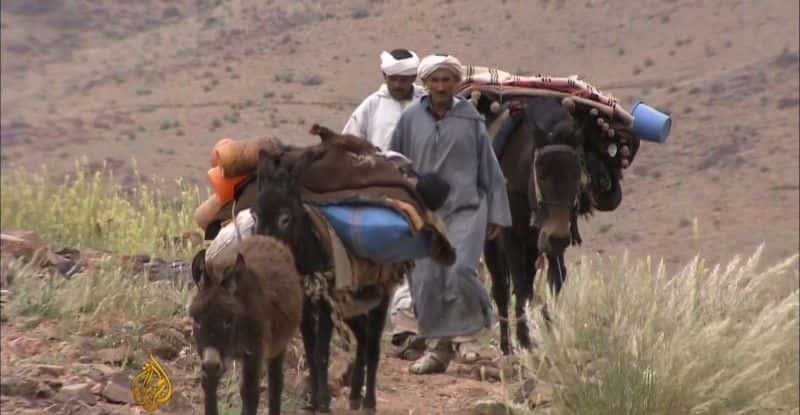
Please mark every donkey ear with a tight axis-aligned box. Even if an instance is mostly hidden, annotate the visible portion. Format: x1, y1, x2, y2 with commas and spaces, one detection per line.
258, 148, 273, 163
222, 253, 245, 294
257, 150, 278, 191
290, 147, 326, 177
191, 249, 208, 288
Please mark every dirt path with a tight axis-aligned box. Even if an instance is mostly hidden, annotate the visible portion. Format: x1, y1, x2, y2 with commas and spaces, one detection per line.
0, 311, 514, 415
326, 355, 508, 415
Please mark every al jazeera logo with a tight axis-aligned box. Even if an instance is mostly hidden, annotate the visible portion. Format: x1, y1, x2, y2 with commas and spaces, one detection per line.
131, 353, 173, 412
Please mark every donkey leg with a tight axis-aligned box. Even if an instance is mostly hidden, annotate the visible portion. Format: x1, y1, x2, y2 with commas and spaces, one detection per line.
201, 368, 221, 415
314, 301, 334, 413
345, 316, 368, 410
541, 253, 567, 332
267, 352, 285, 415
508, 233, 535, 351
546, 253, 567, 296
240, 351, 264, 415
363, 297, 390, 413
484, 239, 511, 355
300, 299, 318, 412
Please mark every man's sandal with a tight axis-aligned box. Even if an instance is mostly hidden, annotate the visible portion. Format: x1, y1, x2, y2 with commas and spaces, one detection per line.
389, 335, 426, 361
456, 342, 482, 364
408, 352, 448, 375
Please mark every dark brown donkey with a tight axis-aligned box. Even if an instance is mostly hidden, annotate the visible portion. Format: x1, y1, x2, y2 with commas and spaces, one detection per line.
251, 150, 391, 414
189, 235, 304, 415
481, 94, 638, 354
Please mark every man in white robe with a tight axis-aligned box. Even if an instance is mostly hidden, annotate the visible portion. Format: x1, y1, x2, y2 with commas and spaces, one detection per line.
342, 49, 426, 150
342, 49, 428, 358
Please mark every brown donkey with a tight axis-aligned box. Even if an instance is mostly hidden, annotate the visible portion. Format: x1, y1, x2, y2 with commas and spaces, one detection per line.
189, 235, 304, 415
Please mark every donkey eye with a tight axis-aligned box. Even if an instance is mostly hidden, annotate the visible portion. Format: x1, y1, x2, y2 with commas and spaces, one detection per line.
277, 213, 291, 230
222, 319, 233, 330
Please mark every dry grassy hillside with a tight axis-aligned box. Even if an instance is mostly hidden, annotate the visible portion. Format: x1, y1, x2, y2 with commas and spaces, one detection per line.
1, 2, 798, 414
2, 0, 798, 267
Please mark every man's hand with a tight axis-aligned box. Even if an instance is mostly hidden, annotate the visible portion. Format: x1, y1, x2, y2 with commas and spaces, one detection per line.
486, 224, 502, 240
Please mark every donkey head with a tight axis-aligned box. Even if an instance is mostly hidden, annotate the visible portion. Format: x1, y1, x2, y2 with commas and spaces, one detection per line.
188, 249, 248, 376
524, 98, 591, 256
251, 148, 324, 250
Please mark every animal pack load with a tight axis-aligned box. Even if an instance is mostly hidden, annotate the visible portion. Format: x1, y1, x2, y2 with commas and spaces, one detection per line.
206, 137, 279, 203
458, 65, 672, 144
319, 204, 433, 263
195, 131, 454, 267
456, 65, 670, 213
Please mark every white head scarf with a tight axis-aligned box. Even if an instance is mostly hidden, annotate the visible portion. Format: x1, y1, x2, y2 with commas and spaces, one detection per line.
418, 54, 463, 81
380, 50, 420, 76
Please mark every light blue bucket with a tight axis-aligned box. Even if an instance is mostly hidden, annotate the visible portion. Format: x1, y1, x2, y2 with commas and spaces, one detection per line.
630, 101, 672, 143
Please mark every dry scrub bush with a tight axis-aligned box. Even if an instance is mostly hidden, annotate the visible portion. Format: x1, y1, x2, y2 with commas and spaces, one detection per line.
522, 247, 799, 415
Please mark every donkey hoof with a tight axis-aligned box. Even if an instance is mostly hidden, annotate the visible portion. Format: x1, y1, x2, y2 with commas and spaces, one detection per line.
362, 408, 377, 415
349, 397, 363, 410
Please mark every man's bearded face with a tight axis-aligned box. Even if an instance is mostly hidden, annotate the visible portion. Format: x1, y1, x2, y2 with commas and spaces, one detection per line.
384, 74, 417, 101
422, 69, 458, 106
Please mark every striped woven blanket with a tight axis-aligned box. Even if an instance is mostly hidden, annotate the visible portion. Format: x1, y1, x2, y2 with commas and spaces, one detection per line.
460, 65, 624, 114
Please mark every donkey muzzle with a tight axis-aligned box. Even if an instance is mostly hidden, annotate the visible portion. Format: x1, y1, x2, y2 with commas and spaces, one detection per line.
201, 347, 222, 375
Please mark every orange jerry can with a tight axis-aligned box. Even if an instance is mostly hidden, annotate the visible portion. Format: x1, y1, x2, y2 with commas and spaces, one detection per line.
207, 165, 246, 203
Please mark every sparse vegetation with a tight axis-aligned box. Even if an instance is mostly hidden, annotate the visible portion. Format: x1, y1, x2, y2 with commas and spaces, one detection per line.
777, 97, 799, 109
210, 117, 223, 130
274, 69, 295, 84
352, 6, 369, 19
0, 162, 199, 259
160, 118, 180, 130
301, 74, 323, 86
223, 110, 240, 124
5, 254, 192, 324
675, 36, 693, 47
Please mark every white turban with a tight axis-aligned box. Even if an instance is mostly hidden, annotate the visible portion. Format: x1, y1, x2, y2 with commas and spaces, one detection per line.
418, 54, 463, 81
380, 50, 420, 76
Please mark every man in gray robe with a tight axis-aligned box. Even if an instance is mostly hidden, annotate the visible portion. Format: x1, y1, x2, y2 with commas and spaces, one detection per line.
389, 54, 512, 374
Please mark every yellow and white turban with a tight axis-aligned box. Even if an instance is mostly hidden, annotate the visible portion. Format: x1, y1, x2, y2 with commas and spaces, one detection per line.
380, 50, 420, 76
418, 54, 462, 81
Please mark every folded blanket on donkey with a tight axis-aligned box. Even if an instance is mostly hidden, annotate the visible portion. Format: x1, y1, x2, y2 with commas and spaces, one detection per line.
460, 65, 628, 116
458, 65, 634, 126
200, 131, 456, 268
